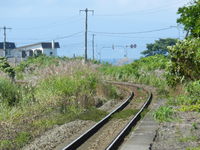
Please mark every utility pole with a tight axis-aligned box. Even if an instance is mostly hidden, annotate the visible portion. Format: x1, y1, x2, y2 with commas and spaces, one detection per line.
0, 26, 12, 57
92, 34, 95, 60
80, 8, 94, 63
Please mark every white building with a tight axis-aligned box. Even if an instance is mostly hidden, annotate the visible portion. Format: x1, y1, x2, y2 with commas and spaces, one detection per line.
17, 41, 60, 58
0, 42, 17, 57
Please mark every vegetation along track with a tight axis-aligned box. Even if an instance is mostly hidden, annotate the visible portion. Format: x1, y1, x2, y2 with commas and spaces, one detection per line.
62, 81, 152, 150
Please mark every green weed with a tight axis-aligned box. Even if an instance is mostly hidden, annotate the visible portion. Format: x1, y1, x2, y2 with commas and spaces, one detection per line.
15, 132, 31, 148
192, 122, 198, 130
77, 107, 108, 122
112, 109, 139, 120
0, 140, 13, 150
179, 136, 198, 142
186, 147, 200, 150
153, 106, 174, 122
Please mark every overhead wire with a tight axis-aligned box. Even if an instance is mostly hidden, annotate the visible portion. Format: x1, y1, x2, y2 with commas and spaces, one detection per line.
89, 27, 173, 35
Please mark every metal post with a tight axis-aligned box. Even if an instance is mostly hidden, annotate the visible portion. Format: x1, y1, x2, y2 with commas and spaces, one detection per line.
92, 34, 95, 60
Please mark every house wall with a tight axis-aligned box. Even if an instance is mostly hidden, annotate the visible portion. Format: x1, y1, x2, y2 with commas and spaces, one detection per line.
43, 48, 57, 56
18, 44, 57, 57
0, 49, 19, 58
14, 50, 23, 58
0, 49, 5, 57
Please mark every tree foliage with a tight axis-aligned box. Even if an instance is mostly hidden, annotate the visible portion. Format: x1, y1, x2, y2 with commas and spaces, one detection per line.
141, 38, 177, 57
177, 0, 200, 37
166, 38, 200, 85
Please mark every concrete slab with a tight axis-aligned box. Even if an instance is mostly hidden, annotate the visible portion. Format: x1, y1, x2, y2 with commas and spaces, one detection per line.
119, 102, 161, 150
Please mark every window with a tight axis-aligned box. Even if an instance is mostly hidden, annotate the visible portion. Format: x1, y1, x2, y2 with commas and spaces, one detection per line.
29, 50, 33, 56
22, 51, 26, 58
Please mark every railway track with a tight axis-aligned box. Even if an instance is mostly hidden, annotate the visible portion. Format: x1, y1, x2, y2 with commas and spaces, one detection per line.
62, 82, 152, 150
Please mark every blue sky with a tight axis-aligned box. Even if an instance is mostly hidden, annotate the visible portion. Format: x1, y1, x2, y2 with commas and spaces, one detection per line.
0, 0, 190, 60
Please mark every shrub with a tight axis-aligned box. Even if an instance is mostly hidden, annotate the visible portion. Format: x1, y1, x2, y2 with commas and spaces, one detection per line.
167, 38, 200, 85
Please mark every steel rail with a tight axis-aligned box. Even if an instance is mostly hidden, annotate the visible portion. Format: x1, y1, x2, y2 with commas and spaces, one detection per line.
62, 88, 134, 150
106, 83, 153, 150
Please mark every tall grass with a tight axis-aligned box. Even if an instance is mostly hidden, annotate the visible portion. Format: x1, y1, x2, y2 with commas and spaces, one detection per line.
0, 57, 121, 149
0, 77, 20, 106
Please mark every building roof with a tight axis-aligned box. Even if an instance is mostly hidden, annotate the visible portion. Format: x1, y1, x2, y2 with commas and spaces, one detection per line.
17, 42, 60, 49
0, 42, 16, 49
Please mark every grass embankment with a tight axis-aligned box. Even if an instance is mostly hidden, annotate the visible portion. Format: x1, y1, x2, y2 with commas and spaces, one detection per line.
100, 54, 200, 120
100, 55, 169, 95
0, 56, 121, 149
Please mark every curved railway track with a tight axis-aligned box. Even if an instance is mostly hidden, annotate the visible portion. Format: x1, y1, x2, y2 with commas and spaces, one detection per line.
62, 82, 152, 150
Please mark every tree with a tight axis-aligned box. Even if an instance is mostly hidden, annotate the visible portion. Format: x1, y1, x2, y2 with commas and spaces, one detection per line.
141, 38, 177, 57
177, 0, 200, 37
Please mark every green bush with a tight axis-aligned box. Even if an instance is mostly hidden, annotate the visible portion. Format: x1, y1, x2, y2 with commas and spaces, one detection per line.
167, 38, 200, 85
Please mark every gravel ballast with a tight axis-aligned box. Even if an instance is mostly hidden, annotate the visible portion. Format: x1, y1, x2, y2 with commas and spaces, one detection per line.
22, 120, 95, 150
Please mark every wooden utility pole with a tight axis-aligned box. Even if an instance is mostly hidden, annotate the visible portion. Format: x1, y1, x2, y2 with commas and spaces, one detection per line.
80, 8, 94, 63
0, 26, 12, 57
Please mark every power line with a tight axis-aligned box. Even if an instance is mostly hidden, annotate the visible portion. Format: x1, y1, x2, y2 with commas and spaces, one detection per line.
50, 31, 83, 40
89, 27, 173, 35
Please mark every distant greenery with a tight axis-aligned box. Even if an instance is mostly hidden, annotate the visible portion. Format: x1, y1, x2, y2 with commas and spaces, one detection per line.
177, 0, 200, 37
100, 55, 169, 95
141, 38, 177, 57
